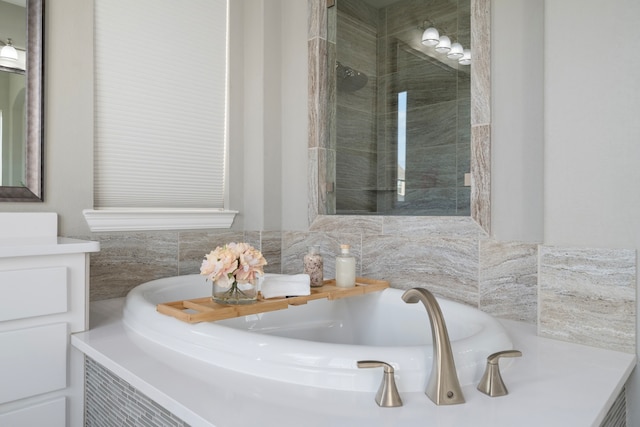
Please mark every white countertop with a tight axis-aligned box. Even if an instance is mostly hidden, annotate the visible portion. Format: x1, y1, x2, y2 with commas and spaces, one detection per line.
0, 237, 100, 258
72, 298, 636, 427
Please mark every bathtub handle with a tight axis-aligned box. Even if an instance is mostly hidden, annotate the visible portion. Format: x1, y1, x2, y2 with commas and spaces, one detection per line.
477, 350, 523, 397
357, 360, 403, 407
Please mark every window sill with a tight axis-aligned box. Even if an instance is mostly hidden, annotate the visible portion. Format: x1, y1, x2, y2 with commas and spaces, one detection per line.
83, 208, 238, 232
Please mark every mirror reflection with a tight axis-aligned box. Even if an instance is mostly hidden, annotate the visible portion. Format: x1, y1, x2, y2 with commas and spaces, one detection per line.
0, 0, 43, 202
0, 0, 27, 188
329, 0, 471, 216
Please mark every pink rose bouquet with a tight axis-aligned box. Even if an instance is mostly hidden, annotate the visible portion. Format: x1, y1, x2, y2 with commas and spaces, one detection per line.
200, 242, 267, 289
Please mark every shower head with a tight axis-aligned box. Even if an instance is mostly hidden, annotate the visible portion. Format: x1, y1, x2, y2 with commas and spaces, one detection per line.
336, 62, 368, 92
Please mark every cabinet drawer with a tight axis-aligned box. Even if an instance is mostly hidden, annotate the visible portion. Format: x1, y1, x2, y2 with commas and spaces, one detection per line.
0, 323, 67, 404
0, 267, 68, 322
0, 397, 66, 427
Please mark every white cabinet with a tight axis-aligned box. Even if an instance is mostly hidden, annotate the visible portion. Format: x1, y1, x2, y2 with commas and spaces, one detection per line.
0, 213, 99, 427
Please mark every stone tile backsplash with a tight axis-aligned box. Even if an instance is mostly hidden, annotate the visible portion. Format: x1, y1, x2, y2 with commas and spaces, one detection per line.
539, 246, 637, 354
86, 218, 636, 355
479, 240, 538, 323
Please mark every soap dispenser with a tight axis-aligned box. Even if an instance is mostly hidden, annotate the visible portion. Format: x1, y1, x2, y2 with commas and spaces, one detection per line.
335, 244, 356, 288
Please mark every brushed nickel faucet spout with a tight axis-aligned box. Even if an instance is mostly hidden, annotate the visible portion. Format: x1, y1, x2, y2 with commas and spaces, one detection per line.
402, 287, 465, 405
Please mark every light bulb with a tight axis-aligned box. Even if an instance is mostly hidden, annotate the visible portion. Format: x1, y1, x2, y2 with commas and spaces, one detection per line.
447, 42, 464, 59
458, 49, 471, 65
0, 38, 18, 61
421, 27, 439, 46
435, 36, 451, 53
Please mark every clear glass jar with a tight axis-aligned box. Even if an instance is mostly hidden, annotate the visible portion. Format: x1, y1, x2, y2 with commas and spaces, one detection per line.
212, 278, 258, 305
304, 245, 324, 287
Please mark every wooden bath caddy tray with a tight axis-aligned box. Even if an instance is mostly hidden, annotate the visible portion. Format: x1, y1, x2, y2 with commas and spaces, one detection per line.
156, 277, 389, 324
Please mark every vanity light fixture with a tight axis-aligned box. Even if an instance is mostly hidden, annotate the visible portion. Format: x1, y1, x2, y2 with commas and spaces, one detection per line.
0, 38, 18, 61
421, 27, 440, 46
447, 42, 464, 59
458, 49, 471, 65
418, 21, 470, 65
435, 35, 451, 53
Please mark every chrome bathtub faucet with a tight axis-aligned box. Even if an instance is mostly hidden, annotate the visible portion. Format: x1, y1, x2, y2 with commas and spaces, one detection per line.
402, 287, 465, 405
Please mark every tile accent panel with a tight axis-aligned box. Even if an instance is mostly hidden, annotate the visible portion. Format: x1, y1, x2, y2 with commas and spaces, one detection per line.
600, 387, 627, 427
539, 246, 637, 354
85, 356, 189, 427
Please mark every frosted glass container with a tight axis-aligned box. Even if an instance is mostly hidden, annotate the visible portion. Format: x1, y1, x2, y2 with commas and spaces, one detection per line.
335, 244, 356, 288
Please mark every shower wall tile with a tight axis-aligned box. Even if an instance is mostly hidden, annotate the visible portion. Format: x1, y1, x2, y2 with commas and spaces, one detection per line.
456, 187, 471, 216
385, 0, 458, 38
457, 141, 471, 186
337, 0, 378, 29
336, 146, 377, 189
539, 246, 636, 354
406, 101, 457, 149
457, 75, 471, 146
405, 144, 457, 188
327, 0, 336, 44
336, 105, 376, 152
395, 54, 458, 106
337, 11, 377, 76
337, 76, 376, 112
479, 240, 538, 323
457, 0, 472, 46
336, 189, 377, 213
335, 2, 378, 214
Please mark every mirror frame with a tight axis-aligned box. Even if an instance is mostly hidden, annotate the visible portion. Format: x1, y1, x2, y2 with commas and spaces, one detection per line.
307, 0, 491, 233
0, 0, 44, 202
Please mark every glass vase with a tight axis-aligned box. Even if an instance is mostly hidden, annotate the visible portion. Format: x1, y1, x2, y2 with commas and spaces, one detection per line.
303, 245, 324, 287
212, 278, 258, 305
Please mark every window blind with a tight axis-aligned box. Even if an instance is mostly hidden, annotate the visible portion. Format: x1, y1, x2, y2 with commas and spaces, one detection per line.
94, 0, 227, 208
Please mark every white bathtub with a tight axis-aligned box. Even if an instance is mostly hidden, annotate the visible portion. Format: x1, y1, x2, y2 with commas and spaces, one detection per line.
122, 274, 513, 393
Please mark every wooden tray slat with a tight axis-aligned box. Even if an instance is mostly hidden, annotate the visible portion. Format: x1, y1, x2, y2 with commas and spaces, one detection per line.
157, 277, 389, 324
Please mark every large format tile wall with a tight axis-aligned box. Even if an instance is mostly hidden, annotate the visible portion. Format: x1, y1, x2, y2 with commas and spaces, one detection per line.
87, 217, 636, 354
333, 1, 378, 213
378, 0, 471, 216
85, 356, 190, 427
